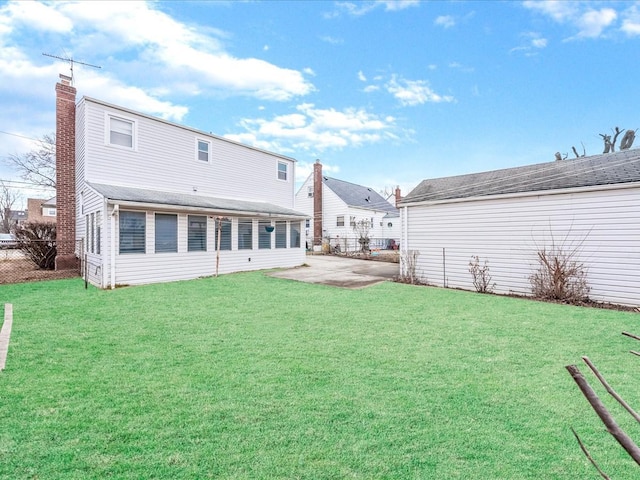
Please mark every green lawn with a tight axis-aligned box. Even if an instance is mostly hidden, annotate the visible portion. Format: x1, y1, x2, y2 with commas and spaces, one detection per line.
1, 272, 639, 479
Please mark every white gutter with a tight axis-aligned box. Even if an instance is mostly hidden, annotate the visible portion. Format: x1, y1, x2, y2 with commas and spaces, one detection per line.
110, 204, 119, 290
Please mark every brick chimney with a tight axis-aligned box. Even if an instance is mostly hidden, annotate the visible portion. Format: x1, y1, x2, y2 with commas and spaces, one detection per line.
55, 74, 78, 270
395, 186, 402, 207
313, 160, 323, 246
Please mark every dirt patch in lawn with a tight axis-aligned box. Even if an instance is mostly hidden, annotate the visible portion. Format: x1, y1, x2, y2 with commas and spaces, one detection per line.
0, 257, 79, 285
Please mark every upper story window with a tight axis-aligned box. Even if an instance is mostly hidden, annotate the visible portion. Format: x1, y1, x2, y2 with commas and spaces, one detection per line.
307, 186, 313, 198
277, 161, 288, 181
109, 115, 135, 149
336, 216, 344, 227
197, 140, 210, 162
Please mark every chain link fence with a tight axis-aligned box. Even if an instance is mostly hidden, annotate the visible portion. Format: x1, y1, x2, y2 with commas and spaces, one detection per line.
0, 240, 82, 285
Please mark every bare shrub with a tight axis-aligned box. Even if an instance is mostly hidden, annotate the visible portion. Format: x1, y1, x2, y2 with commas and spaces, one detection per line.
398, 249, 420, 284
14, 222, 56, 270
468, 255, 495, 293
530, 238, 589, 303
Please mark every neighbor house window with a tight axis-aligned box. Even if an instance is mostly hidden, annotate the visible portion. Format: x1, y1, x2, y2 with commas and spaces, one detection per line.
336, 216, 344, 227
197, 140, 210, 162
216, 219, 231, 250
188, 215, 207, 252
307, 186, 313, 198
350, 216, 356, 227
155, 213, 177, 253
275, 221, 286, 248
305, 219, 310, 229
238, 220, 253, 250
258, 221, 272, 249
45, 208, 56, 217
119, 211, 146, 254
290, 222, 301, 248
109, 116, 134, 148
277, 161, 288, 181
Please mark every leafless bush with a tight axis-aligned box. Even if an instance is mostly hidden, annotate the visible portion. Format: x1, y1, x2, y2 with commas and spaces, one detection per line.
398, 249, 420, 284
468, 255, 495, 293
530, 237, 589, 303
14, 222, 56, 270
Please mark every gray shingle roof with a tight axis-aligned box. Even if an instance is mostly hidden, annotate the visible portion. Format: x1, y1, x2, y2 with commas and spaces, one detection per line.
402, 148, 640, 204
323, 176, 399, 215
88, 182, 307, 218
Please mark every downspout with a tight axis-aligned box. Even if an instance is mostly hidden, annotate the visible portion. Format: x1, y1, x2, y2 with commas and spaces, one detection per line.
110, 204, 119, 289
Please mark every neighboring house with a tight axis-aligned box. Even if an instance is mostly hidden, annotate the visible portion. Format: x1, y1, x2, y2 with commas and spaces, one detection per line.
295, 161, 401, 251
53, 74, 307, 288
399, 149, 640, 306
2, 209, 26, 232
26, 197, 57, 223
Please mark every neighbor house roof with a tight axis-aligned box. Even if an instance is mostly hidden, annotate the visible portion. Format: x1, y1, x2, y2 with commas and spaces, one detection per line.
88, 183, 308, 219
42, 196, 56, 208
402, 148, 640, 204
323, 176, 399, 215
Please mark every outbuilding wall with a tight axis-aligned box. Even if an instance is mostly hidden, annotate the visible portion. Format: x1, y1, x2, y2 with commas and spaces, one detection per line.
402, 185, 640, 306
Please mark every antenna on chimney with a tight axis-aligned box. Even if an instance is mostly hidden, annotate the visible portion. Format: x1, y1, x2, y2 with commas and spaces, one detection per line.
42, 52, 101, 84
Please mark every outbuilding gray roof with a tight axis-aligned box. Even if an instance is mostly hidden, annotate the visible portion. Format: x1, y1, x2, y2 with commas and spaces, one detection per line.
323, 176, 399, 215
402, 148, 640, 204
88, 182, 307, 218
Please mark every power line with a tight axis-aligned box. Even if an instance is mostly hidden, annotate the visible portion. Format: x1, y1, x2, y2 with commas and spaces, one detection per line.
0, 130, 43, 142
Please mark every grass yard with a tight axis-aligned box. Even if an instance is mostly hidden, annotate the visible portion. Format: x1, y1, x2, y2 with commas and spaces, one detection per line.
1, 273, 640, 479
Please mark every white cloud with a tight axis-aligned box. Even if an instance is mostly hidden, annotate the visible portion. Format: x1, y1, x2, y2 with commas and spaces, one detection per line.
320, 35, 343, 45
574, 8, 617, 38
358, 70, 367, 82
435, 15, 455, 28
2, 1, 314, 102
334, 0, 418, 16
224, 104, 398, 153
385, 75, 454, 106
363, 85, 379, 93
622, 5, 640, 36
523, 1, 618, 39
1, 1, 73, 33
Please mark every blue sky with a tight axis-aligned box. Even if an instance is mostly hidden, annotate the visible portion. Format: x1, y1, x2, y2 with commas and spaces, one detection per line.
1, 0, 639, 206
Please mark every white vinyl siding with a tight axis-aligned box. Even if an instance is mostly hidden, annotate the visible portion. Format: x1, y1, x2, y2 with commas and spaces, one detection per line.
403, 186, 640, 306
84, 99, 295, 209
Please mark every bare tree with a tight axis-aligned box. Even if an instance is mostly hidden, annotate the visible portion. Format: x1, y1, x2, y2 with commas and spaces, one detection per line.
600, 127, 624, 154
6, 133, 56, 188
0, 181, 20, 233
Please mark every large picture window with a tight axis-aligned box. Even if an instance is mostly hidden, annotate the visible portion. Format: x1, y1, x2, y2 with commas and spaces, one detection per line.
155, 213, 177, 253
275, 221, 286, 248
258, 221, 272, 249
188, 215, 207, 252
109, 116, 134, 148
290, 222, 301, 248
216, 219, 231, 251
238, 220, 253, 250
119, 211, 146, 254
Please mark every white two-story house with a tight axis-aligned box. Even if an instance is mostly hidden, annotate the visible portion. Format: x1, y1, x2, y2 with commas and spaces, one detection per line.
295, 161, 401, 252
54, 75, 307, 288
